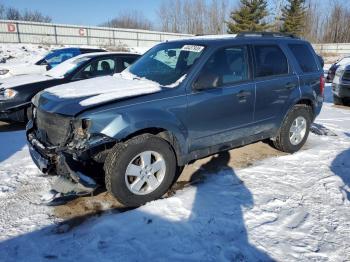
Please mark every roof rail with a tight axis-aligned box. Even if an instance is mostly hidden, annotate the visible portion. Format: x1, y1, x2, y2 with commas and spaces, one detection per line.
236, 32, 299, 39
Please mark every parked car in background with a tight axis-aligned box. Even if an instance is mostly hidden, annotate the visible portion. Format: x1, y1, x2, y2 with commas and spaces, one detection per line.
0, 47, 106, 79
326, 56, 350, 83
27, 32, 324, 207
0, 52, 140, 122
332, 64, 350, 105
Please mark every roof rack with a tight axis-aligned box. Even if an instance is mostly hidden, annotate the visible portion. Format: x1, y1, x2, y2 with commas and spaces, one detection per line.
236, 32, 299, 39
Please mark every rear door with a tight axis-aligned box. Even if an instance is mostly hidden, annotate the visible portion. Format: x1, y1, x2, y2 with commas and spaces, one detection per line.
288, 43, 323, 100
186, 45, 256, 151
253, 44, 299, 133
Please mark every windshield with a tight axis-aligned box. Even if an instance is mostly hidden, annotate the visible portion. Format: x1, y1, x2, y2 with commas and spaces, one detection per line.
42, 49, 79, 67
128, 42, 205, 86
46, 56, 90, 78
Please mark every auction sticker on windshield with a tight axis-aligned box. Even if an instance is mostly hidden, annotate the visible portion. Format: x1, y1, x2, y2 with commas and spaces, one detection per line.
181, 45, 204, 52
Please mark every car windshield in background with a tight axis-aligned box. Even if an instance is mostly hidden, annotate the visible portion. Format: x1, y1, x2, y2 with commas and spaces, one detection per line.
43, 49, 79, 67
46, 56, 91, 78
128, 43, 205, 86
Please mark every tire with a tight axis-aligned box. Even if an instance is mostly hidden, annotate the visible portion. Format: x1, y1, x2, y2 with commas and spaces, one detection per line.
333, 95, 344, 105
272, 105, 312, 153
104, 134, 177, 207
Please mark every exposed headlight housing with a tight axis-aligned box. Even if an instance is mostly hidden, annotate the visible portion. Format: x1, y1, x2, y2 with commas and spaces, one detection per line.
0, 69, 9, 75
1, 89, 18, 99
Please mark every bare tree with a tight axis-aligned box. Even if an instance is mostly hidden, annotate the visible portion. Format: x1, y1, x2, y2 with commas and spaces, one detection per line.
158, 0, 228, 34
6, 7, 21, 20
22, 10, 52, 23
0, 4, 52, 22
269, 0, 286, 31
322, 0, 350, 43
0, 4, 6, 19
101, 10, 153, 30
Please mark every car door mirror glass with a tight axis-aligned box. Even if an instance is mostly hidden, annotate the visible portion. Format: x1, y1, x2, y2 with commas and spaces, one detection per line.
194, 73, 219, 90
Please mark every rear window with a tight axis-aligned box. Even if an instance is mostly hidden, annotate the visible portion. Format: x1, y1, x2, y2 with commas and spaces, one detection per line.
289, 44, 318, 73
254, 45, 289, 78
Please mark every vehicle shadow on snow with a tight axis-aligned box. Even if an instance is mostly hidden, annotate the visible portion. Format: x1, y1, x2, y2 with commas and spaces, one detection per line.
0, 121, 26, 163
331, 148, 350, 201
0, 151, 274, 261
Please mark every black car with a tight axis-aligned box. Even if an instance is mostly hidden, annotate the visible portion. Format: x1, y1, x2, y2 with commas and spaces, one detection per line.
326, 56, 350, 83
0, 52, 140, 122
332, 64, 350, 105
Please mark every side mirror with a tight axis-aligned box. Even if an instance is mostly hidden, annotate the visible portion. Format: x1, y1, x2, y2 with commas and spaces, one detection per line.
193, 73, 219, 91
167, 50, 176, 57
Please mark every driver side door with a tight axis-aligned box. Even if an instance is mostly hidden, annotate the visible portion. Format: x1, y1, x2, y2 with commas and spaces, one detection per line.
186, 45, 256, 152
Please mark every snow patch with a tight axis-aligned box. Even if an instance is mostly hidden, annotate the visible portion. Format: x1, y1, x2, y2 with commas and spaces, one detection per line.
45, 72, 163, 106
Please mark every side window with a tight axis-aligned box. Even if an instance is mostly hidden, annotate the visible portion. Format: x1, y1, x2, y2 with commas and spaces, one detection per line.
194, 46, 249, 90
289, 44, 318, 73
254, 45, 289, 78
75, 58, 116, 79
121, 56, 138, 70
96, 59, 115, 74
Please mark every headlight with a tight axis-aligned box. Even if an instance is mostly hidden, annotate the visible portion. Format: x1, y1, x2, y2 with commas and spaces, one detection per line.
0, 69, 9, 75
1, 89, 18, 99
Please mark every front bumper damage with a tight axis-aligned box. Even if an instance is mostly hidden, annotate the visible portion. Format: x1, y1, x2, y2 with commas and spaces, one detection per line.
26, 120, 115, 205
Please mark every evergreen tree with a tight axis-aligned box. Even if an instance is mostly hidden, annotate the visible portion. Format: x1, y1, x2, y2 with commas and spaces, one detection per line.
280, 0, 306, 36
227, 0, 270, 33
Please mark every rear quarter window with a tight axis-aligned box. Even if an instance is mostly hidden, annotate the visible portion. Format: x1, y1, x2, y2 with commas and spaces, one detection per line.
289, 44, 318, 73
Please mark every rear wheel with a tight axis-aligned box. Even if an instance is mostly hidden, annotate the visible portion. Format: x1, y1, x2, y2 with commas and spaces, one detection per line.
104, 134, 177, 207
272, 105, 312, 153
333, 95, 344, 105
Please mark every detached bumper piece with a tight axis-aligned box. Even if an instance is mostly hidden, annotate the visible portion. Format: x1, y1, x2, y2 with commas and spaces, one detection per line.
44, 154, 98, 206
44, 173, 98, 206
27, 124, 99, 206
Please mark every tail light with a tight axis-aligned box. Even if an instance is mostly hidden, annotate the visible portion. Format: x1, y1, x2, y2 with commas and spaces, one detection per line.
320, 75, 325, 96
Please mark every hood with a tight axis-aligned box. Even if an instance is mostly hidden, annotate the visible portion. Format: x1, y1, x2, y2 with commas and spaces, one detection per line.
0, 74, 53, 89
35, 73, 163, 116
0, 63, 45, 77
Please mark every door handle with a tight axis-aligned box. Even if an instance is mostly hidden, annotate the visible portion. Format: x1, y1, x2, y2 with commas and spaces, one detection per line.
236, 90, 252, 98
285, 82, 297, 90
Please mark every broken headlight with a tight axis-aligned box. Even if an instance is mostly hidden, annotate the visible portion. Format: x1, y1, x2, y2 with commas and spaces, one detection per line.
0, 88, 18, 100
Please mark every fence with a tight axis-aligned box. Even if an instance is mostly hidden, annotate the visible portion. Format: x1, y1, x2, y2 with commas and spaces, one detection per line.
0, 20, 191, 48
313, 43, 350, 55
2, 20, 350, 55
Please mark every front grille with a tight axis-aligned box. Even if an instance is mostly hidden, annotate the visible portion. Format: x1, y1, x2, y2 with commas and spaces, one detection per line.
35, 108, 72, 146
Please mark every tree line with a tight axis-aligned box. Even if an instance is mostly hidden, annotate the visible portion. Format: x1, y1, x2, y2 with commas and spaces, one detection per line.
1, 1, 350, 43
0, 4, 51, 23
100, 0, 349, 43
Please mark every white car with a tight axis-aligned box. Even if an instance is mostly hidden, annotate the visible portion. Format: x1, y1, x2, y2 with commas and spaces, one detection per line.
0, 47, 106, 79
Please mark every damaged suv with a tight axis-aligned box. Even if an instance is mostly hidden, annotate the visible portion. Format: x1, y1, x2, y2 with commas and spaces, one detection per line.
27, 33, 324, 207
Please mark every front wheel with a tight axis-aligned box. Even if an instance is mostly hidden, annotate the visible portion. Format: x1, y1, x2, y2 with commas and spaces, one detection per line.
272, 105, 312, 153
104, 134, 177, 207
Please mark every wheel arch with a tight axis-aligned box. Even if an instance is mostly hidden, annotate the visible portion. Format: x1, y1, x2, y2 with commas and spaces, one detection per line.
118, 127, 187, 166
